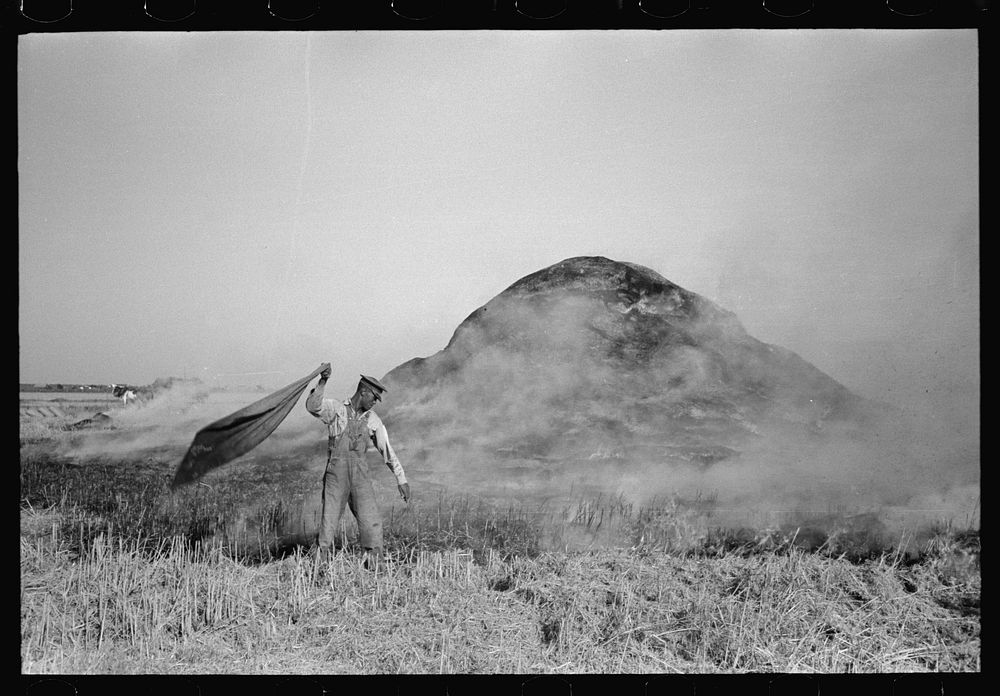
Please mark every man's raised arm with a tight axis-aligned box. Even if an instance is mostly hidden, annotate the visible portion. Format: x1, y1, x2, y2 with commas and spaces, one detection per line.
305, 362, 332, 417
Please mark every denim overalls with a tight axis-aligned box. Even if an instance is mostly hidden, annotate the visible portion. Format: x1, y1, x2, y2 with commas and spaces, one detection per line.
317, 405, 383, 550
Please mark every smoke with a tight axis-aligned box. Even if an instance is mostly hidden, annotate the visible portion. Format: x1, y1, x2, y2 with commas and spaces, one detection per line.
47, 276, 979, 540
55, 378, 326, 464
383, 286, 980, 535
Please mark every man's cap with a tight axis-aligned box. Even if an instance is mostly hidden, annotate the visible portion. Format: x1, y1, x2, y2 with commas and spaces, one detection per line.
359, 374, 387, 399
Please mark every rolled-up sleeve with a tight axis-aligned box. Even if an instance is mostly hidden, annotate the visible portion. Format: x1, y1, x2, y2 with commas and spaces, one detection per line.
306, 395, 338, 426
369, 414, 407, 485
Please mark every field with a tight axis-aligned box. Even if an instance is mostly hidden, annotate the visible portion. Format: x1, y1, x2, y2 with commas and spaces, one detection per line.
19, 390, 980, 674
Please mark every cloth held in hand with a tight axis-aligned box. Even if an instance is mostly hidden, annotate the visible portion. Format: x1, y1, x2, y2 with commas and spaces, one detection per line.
171, 365, 325, 489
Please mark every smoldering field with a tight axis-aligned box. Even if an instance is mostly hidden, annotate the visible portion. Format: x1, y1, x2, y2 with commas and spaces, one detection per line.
20, 375, 980, 673
22, 369, 980, 546
24, 273, 980, 551
382, 283, 981, 540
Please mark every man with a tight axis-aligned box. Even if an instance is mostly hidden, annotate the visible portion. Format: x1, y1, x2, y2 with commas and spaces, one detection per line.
305, 364, 410, 564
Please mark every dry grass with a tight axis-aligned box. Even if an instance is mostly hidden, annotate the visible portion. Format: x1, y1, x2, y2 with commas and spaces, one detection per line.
19, 416, 74, 444
20, 502, 979, 674
19, 425, 979, 674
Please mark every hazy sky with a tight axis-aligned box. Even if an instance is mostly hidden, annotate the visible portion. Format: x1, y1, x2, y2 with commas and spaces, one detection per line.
18, 30, 978, 422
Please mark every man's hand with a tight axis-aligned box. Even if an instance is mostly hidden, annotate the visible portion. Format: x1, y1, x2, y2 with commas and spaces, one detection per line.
398, 483, 410, 503
319, 363, 332, 380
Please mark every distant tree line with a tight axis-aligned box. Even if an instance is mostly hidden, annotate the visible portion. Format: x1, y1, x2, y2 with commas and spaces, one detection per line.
20, 377, 203, 394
